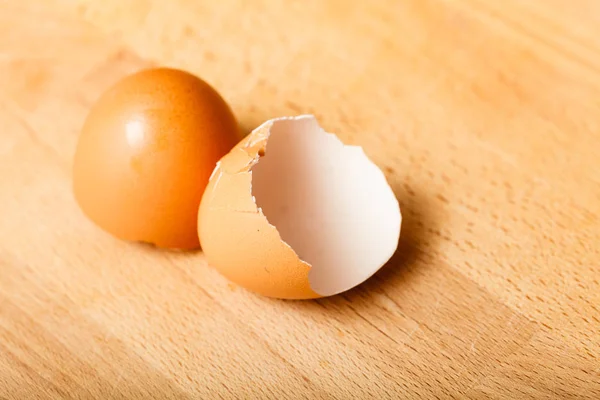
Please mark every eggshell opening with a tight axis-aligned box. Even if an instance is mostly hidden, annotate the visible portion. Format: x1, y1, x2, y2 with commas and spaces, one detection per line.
251, 115, 401, 297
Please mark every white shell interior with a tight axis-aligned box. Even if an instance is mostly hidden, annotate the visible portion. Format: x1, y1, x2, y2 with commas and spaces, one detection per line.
251, 115, 401, 296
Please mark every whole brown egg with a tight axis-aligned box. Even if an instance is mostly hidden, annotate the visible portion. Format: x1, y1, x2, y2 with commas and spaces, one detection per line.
73, 67, 238, 249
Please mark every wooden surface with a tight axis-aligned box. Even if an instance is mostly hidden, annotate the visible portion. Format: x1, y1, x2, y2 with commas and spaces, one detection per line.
1, 0, 599, 398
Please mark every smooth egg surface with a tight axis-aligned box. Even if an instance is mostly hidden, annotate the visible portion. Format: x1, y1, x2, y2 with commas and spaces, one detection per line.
73, 67, 238, 249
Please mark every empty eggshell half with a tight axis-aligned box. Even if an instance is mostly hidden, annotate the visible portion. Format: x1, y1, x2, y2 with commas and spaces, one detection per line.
198, 115, 401, 299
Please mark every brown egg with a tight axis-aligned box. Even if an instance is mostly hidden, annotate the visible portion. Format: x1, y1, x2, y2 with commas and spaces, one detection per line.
73, 67, 238, 249
198, 115, 401, 299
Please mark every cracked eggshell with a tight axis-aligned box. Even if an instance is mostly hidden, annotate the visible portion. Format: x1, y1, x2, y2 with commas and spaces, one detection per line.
198, 115, 401, 299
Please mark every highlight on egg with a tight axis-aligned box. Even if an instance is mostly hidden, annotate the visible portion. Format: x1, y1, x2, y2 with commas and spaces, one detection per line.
198, 115, 402, 299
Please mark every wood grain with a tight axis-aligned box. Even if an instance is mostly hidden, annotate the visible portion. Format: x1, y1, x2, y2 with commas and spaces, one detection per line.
1, 0, 599, 398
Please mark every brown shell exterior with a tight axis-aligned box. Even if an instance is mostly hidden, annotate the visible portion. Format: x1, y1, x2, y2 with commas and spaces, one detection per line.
198, 120, 320, 299
73, 68, 238, 249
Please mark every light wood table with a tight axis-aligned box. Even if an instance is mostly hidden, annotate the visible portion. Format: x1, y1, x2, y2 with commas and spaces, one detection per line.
1, 1, 599, 398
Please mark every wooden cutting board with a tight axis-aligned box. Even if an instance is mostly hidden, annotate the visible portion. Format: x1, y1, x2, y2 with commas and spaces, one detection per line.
1, 1, 599, 398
